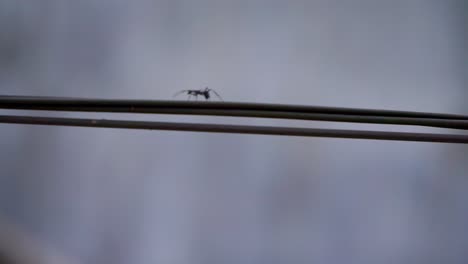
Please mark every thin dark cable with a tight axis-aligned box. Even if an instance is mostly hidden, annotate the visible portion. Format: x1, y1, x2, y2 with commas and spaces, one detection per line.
1, 95, 467, 120
1, 115, 468, 144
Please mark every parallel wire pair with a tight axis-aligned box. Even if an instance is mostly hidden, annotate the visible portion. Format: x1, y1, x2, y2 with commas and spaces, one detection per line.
0, 95, 467, 144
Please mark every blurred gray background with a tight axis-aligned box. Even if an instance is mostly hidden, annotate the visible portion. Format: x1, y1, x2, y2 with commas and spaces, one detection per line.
0, 1, 467, 263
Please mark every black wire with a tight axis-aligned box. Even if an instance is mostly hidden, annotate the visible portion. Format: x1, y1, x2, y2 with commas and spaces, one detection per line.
1, 115, 468, 144
1, 95, 467, 120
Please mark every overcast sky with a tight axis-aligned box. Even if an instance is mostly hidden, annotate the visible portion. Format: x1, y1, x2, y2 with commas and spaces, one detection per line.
0, 1, 467, 263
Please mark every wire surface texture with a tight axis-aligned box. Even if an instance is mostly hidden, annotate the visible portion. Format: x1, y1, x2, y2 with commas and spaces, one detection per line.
0, 95, 467, 144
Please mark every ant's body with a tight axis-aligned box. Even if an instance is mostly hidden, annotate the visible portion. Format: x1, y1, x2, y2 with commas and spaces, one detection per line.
173, 87, 223, 101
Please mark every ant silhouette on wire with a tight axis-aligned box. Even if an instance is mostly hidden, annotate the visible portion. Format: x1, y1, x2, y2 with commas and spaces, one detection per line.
173, 87, 223, 101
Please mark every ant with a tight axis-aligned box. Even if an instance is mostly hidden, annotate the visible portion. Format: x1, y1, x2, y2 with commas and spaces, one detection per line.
173, 87, 223, 101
